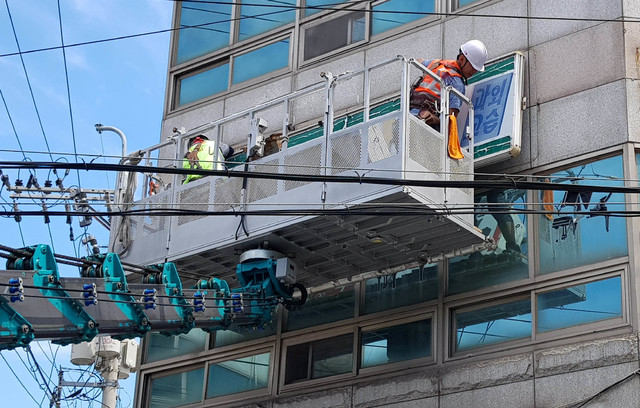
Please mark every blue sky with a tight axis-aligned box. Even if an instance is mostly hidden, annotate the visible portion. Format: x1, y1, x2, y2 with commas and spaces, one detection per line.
0, 0, 173, 406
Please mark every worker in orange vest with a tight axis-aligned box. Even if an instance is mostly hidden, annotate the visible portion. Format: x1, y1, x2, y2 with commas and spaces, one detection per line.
410, 40, 488, 128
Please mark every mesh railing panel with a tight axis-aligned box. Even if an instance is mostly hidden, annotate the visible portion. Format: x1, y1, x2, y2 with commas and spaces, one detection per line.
214, 176, 243, 212
408, 119, 443, 174
284, 144, 322, 191
177, 182, 211, 226
247, 159, 279, 203
330, 131, 362, 175
142, 195, 167, 237
367, 118, 400, 164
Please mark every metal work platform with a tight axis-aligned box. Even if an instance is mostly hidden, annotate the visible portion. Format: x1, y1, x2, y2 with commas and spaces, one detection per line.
112, 57, 489, 289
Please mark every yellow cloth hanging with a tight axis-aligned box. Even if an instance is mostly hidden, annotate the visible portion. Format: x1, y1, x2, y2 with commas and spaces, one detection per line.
447, 114, 464, 159
542, 178, 554, 220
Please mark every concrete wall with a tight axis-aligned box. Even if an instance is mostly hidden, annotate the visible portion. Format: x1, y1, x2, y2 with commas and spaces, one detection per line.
250, 334, 640, 408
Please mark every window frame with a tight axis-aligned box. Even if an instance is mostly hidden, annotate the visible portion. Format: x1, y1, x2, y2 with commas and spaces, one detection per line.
204, 346, 276, 405
532, 152, 629, 276
358, 312, 436, 375
279, 327, 358, 391
298, 4, 370, 67
533, 269, 627, 342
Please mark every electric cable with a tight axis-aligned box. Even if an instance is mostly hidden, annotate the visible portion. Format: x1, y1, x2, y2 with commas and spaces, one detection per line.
0, 351, 41, 405
3, 0, 56, 164
0, 2, 638, 59
2, 161, 636, 194
56, 0, 83, 191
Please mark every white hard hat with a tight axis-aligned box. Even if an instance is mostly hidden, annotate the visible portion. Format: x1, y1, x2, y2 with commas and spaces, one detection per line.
460, 40, 488, 72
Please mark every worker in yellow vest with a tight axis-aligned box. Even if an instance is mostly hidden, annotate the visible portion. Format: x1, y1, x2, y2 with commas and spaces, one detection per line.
182, 135, 233, 184
410, 40, 488, 128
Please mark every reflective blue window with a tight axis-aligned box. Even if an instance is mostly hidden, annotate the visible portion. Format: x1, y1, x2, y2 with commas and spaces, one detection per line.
448, 189, 529, 294
455, 298, 531, 351
305, 0, 344, 16
303, 11, 366, 61
233, 39, 290, 84
372, 0, 435, 35
239, 0, 296, 41
150, 366, 205, 408
285, 334, 353, 383
206, 352, 271, 398
363, 265, 437, 314
458, 0, 479, 8
538, 156, 627, 274
145, 329, 207, 364
537, 276, 622, 333
286, 284, 355, 331
176, 3, 232, 65
361, 319, 431, 368
177, 63, 229, 106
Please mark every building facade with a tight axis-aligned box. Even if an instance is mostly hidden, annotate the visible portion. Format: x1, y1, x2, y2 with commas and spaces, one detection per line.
134, 0, 640, 407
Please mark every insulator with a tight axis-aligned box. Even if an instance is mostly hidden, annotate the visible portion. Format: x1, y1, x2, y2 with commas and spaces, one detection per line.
193, 291, 205, 313
13, 202, 21, 223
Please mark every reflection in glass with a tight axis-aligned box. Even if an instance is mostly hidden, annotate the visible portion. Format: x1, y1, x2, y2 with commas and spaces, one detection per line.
213, 325, 276, 348
305, 0, 344, 16
233, 39, 290, 84
176, 3, 232, 64
363, 265, 437, 314
178, 63, 229, 106
361, 319, 431, 368
538, 156, 627, 274
372, 0, 434, 35
206, 353, 271, 398
286, 285, 355, 331
455, 298, 531, 351
537, 277, 622, 333
239, 0, 296, 41
303, 11, 366, 61
285, 334, 353, 384
150, 367, 204, 408
146, 329, 207, 363
457, 0, 478, 8
448, 189, 528, 294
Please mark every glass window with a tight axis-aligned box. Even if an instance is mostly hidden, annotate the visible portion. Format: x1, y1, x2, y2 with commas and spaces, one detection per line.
177, 63, 229, 106
286, 284, 355, 331
285, 334, 354, 384
232, 39, 290, 84
238, 0, 296, 41
448, 188, 529, 294
176, 3, 232, 65
149, 366, 205, 408
145, 329, 207, 364
206, 352, 271, 398
363, 265, 437, 314
455, 298, 531, 351
302, 11, 366, 61
305, 0, 344, 16
537, 276, 622, 333
372, 0, 434, 36
457, 0, 480, 8
361, 319, 431, 368
538, 156, 627, 274
213, 326, 276, 348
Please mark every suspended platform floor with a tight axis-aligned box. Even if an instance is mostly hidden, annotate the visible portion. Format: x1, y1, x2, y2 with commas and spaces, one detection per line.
118, 112, 487, 289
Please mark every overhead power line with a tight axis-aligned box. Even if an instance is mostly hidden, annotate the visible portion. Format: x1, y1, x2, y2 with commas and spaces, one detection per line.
1, 160, 636, 194
0, 1, 638, 59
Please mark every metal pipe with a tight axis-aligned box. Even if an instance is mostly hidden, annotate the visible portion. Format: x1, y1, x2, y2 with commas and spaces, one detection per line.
95, 124, 127, 159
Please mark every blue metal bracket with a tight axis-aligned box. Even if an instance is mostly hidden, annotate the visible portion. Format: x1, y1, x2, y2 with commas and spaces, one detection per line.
15, 245, 98, 345
101, 253, 151, 340
0, 276, 33, 350
160, 262, 194, 335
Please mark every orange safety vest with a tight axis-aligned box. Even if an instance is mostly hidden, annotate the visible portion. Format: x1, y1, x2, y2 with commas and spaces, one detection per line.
413, 59, 463, 101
